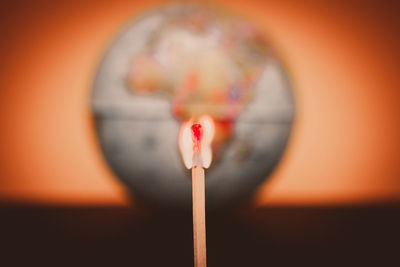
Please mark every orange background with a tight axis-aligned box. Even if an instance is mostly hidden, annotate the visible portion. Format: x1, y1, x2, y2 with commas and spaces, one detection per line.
0, 0, 399, 206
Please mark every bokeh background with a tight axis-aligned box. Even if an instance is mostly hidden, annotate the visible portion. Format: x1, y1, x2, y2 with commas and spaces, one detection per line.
0, 0, 399, 266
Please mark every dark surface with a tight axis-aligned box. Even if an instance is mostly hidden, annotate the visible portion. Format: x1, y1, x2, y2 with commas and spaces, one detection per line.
1, 205, 399, 266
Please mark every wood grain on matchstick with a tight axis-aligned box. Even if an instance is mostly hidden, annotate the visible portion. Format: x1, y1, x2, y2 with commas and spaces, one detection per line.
192, 166, 207, 267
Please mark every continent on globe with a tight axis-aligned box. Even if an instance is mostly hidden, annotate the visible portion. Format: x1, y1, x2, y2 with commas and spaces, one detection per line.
127, 6, 270, 162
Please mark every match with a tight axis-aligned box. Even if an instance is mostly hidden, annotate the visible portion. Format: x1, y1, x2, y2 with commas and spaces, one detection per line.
192, 165, 206, 267
179, 117, 215, 267
191, 123, 207, 267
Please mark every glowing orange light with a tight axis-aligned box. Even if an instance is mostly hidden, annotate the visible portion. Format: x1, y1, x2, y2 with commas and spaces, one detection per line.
178, 115, 215, 169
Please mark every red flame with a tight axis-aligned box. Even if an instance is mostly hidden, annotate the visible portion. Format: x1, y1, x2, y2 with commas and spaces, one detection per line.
179, 115, 215, 169
191, 123, 203, 153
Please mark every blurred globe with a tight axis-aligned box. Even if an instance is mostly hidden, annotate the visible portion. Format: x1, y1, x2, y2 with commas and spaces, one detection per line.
92, 4, 295, 209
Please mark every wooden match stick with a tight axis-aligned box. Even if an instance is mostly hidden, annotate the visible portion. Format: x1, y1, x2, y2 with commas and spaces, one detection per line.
192, 166, 207, 267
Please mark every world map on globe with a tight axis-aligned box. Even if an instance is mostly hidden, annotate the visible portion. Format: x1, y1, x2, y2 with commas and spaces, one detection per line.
92, 4, 295, 208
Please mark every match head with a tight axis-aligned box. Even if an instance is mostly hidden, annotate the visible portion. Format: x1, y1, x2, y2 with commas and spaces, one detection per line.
191, 124, 203, 146
178, 115, 215, 169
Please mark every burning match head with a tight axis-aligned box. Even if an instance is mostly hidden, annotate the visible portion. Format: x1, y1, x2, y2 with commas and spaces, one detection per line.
179, 115, 215, 169
191, 124, 203, 142
191, 123, 203, 152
